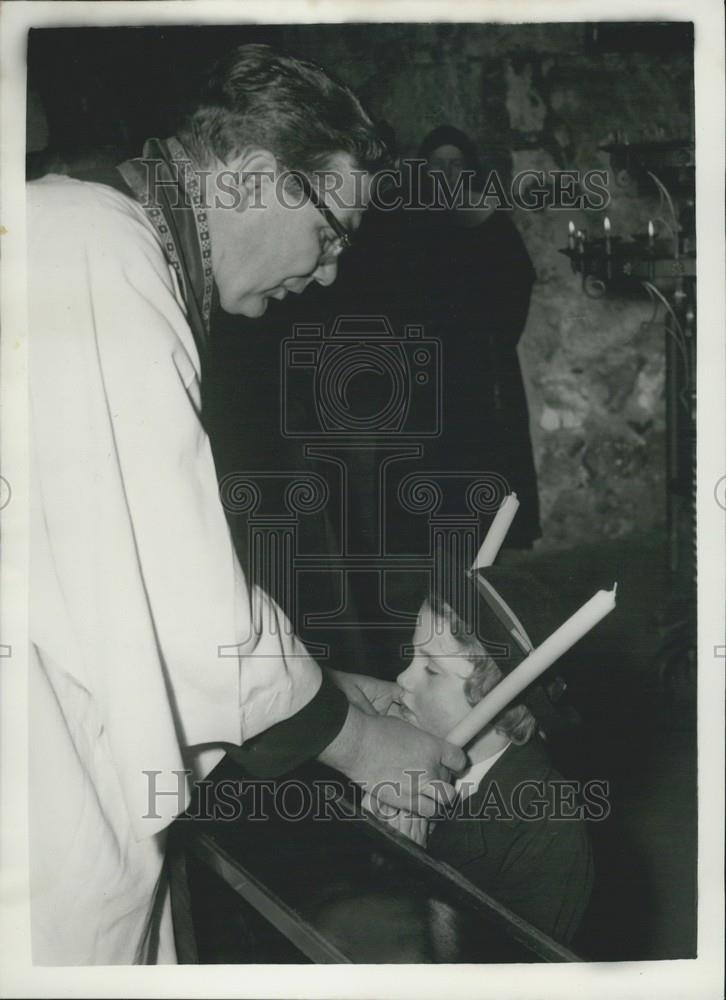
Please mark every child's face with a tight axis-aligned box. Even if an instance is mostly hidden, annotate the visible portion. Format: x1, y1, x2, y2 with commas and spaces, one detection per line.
395, 602, 475, 739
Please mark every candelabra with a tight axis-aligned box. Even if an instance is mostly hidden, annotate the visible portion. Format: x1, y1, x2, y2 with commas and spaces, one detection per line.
560, 140, 696, 703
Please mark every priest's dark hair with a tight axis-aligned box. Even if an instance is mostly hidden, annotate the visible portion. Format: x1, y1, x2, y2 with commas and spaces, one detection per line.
178, 43, 391, 176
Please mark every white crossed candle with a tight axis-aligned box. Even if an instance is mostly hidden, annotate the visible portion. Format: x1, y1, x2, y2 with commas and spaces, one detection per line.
446, 585, 617, 747
470, 493, 519, 570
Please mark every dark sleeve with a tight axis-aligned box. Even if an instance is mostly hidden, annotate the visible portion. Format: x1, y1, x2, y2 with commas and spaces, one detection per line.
488, 816, 594, 944
437, 745, 594, 944
225, 670, 349, 778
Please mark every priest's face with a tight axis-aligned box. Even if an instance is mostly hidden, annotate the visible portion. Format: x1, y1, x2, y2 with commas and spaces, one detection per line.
395, 602, 475, 739
208, 151, 370, 317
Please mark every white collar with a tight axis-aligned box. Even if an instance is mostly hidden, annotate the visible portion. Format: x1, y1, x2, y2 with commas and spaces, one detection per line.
455, 742, 511, 800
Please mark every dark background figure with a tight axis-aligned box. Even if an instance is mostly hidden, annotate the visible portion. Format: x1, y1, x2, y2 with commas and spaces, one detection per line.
413, 124, 541, 549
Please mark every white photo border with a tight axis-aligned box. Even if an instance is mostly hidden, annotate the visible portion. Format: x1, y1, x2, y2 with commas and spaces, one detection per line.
1, 2, 723, 997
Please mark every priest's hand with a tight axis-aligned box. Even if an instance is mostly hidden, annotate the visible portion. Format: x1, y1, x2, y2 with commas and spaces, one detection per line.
327, 669, 401, 715
319, 705, 466, 818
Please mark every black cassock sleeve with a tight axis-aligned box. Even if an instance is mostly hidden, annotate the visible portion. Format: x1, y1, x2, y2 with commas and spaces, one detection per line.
226, 669, 349, 778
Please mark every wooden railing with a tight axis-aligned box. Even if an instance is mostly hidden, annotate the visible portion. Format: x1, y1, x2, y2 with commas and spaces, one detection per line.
177, 760, 582, 964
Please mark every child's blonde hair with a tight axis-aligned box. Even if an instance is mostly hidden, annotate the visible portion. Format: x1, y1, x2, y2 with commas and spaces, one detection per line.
425, 593, 537, 745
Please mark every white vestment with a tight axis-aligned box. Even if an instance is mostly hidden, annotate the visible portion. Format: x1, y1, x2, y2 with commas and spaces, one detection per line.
27, 176, 323, 965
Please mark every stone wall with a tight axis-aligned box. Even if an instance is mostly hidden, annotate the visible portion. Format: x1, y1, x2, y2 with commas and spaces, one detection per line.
278, 22, 693, 552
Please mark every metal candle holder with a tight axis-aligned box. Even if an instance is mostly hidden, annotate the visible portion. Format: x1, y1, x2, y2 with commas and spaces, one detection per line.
560, 156, 696, 600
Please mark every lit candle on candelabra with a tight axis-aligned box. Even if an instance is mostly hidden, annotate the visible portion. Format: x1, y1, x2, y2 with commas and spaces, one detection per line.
603, 216, 612, 255
568, 220, 575, 250
577, 230, 585, 255
648, 219, 655, 249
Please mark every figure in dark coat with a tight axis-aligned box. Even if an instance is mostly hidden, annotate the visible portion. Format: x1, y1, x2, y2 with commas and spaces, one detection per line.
414, 125, 541, 548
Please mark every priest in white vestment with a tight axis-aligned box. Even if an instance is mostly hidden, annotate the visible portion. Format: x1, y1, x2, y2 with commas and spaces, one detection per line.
27, 45, 465, 965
